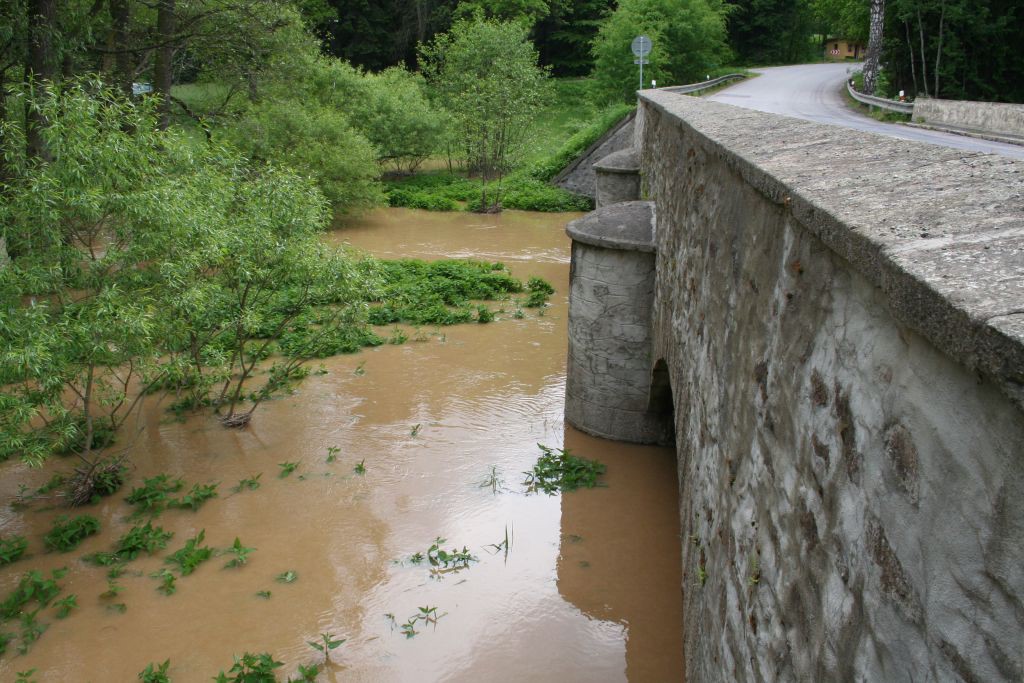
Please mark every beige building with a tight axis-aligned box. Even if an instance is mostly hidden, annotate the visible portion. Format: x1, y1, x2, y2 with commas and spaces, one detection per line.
824, 38, 865, 60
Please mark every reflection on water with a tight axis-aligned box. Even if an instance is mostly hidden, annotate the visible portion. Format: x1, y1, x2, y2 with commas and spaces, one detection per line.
0, 208, 682, 681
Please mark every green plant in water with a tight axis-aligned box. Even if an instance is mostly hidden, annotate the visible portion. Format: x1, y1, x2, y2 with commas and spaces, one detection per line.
398, 605, 444, 638
275, 570, 298, 584
410, 424, 421, 437
17, 609, 47, 654
289, 664, 320, 682
15, 669, 37, 683
408, 552, 425, 565
326, 446, 340, 463
44, 514, 100, 552
308, 632, 345, 661
101, 578, 124, 599
151, 568, 177, 596
354, 459, 366, 476
214, 652, 284, 682
524, 444, 606, 494
224, 538, 256, 568
126, 474, 185, 516
0, 567, 66, 619
485, 525, 513, 562
388, 327, 408, 344
53, 594, 77, 618
165, 530, 213, 576
138, 659, 171, 683
353, 361, 366, 376
278, 461, 300, 478
232, 474, 262, 493
427, 537, 477, 575
0, 536, 28, 566
475, 305, 494, 323
169, 482, 219, 511
255, 590, 272, 599
106, 602, 128, 614
480, 466, 503, 493
86, 522, 174, 565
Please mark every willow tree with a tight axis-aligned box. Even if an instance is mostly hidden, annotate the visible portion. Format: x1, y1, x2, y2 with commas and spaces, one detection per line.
420, 16, 550, 212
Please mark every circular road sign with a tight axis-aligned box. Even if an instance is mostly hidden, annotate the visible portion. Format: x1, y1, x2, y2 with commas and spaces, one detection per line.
631, 35, 652, 57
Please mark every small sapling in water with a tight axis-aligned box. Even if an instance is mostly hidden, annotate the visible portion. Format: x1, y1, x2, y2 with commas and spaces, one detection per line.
214, 652, 283, 682
0, 536, 28, 566
308, 632, 345, 662
151, 569, 177, 595
165, 530, 213, 575
326, 446, 340, 463
255, 590, 272, 599
169, 482, 219, 511
224, 538, 255, 568
53, 594, 77, 618
231, 474, 262, 493
272, 569, 296, 585
138, 659, 171, 683
278, 461, 300, 478
410, 424, 421, 437
354, 459, 366, 475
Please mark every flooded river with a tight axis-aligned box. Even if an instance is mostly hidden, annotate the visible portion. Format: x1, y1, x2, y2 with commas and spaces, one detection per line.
0, 208, 683, 681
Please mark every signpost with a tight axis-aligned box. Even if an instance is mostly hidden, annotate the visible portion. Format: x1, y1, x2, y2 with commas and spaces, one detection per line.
631, 35, 652, 91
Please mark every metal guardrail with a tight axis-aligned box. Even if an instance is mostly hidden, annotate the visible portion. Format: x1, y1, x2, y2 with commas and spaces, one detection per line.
845, 80, 914, 115
661, 73, 748, 95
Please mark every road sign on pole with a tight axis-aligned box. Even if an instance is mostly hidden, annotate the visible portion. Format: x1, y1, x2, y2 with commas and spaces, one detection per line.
631, 35, 652, 91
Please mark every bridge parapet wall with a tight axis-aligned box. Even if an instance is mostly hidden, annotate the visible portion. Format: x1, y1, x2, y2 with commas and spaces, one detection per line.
913, 97, 1024, 139
638, 90, 1024, 682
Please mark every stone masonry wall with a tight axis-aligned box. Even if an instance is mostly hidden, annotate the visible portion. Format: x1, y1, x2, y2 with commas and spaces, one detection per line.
913, 97, 1024, 138
638, 93, 1024, 681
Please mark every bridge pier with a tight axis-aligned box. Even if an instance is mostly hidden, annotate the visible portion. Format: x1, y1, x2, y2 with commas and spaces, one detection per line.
564, 150, 672, 446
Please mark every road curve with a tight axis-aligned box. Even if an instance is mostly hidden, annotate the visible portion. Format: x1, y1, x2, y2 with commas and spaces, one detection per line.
707, 63, 1024, 159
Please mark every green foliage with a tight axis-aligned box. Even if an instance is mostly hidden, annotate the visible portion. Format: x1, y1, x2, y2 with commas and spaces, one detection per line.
52, 593, 77, 619
169, 483, 219, 512
126, 475, 185, 515
275, 570, 298, 584
214, 652, 284, 683
232, 474, 263, 493
165, 530, 213, 576
527, 103, 635, 181
278, 462, 300, 479
307, 632, 345, 656
421, 17, 551, 211
151, 568, 177, 596
524, 444, 607, 493
87, 522, 174, 566
0, 536, 28, 566
225, 97, 382, 211
427, 538, 478, 572
727, 0, 818, 65
354, 459, 367, 476
44, 515, 100, 552
591, 0, 732, 102
138, 660, 171, 683
0, 567, 66, 620
224, 538, 256, 568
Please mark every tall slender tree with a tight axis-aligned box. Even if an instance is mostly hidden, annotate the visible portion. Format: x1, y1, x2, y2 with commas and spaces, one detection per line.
862, 0, 885, 94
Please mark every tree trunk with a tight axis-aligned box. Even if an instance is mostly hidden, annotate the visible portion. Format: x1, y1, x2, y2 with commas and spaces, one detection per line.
904, 20, 918, 94
917, 8, 930, 97
862, 0, 886, 95
26, 0, 57, 161
109, 0, 132, 96
154, 0, 176, 129
933, 0, 945, 98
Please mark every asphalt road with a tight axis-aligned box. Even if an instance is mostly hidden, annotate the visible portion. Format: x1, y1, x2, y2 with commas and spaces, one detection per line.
707, 63, 1024, 159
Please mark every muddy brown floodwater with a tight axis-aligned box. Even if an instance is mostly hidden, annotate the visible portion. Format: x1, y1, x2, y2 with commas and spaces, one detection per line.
0, 207, 683, 682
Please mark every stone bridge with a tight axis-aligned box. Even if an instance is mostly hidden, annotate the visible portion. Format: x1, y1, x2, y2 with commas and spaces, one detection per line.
564, 90, 1024, 681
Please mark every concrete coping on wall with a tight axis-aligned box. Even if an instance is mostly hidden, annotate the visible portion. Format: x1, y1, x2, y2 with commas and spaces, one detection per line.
638, 90, 1024, 408
593, 148, 641, 175
565, 200, 656, 253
